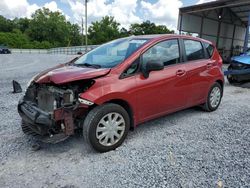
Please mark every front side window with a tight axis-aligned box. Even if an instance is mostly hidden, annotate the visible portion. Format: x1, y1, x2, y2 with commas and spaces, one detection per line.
142, 39, 180, 67
74, 38, 148, 68
184, 40, 205, 61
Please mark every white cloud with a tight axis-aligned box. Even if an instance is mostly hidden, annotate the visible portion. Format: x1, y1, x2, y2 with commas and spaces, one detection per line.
44, 1, 70, 20
0, 0, 185, 30
65, 0, 141, 29
65, 0, 182, 30
140, 0, 183, 30
196, 0, 216, 4
0, 0, 39, 19
0, 0, 70, 20
44, 1, 61, 12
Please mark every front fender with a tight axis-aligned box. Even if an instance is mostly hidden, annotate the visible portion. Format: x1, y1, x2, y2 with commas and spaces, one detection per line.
79, 76, 138, 124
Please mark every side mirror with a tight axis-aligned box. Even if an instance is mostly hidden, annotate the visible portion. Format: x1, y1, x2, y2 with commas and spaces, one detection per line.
142, 60, 164, 78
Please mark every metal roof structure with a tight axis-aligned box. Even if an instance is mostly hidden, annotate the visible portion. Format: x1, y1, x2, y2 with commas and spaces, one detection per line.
178, 0, 250, 61
180, 0, 250, 26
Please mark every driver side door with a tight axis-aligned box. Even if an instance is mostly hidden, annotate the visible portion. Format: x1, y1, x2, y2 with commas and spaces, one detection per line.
135, 39, 189, 123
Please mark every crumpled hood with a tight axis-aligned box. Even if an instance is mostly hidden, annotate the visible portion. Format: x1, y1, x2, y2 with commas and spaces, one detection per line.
35, 64, 110, 84
231, 55, 250, 65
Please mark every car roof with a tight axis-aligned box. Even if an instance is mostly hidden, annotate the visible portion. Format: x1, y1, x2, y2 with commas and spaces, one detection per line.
129, 34, 213, 45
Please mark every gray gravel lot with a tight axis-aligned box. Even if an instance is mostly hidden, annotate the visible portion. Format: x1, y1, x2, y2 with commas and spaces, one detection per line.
0, 54, 250, 188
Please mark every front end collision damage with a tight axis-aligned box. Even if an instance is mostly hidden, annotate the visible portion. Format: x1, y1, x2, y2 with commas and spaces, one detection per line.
225, 60, 250, 83
18, 79, 96, 143
224, 53, 250, 83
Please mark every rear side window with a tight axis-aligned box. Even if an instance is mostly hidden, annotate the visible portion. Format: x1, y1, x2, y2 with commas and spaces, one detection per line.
204, 43, 214, 58
184, 40, 205, 61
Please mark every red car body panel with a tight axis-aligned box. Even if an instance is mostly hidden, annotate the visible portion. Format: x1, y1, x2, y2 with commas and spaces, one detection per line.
35, 66, 110, 85
34, 35, 224, 128
79, 35, 224, 126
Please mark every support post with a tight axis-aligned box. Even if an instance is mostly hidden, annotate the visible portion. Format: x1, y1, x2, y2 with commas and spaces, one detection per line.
216, 21, 221, 47
179, 13, 183, 35
85, 0, 88, 52
81, 17, 84, 46
230, 25, 236, 57
200, 17, 204, 38
243, 12, 250, 53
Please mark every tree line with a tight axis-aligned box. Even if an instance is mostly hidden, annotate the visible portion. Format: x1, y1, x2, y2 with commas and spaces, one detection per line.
0, 8, 174, 49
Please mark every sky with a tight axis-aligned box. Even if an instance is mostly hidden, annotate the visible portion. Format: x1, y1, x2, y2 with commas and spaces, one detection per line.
0, 0, 215, 30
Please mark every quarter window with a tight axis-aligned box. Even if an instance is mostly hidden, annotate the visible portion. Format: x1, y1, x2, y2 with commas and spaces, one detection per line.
121, 57, 140, 78
204, 43, 214, 58
184, 40, 205, 61
142, 39, 180, 67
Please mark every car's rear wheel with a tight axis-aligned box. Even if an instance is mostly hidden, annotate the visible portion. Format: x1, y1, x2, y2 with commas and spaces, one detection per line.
202, 82, 222, 112
83, 103, 130, 152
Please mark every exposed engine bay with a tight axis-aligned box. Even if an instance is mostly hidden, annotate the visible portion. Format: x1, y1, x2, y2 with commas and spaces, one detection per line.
18, 80, 95, 143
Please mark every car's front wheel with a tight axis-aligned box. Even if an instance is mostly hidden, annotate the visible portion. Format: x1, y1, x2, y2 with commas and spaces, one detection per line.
83, 103, 130, 152
202, 82, 222, 112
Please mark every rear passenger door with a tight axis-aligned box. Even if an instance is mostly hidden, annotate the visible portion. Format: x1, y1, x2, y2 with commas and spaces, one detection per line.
182, 39, 213, 106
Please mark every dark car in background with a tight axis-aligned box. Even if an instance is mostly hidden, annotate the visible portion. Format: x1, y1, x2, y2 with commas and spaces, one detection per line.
0, 45, 11, 54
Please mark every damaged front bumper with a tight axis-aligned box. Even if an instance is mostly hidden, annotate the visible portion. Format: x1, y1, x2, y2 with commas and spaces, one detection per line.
224, 61, 250, 83
18, 98, 76, 143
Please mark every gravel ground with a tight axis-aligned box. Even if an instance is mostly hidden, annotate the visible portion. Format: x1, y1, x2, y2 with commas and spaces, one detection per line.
0, 54, 250, 188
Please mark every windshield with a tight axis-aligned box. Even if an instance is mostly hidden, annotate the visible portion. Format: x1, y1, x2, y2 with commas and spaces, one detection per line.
74, 38, 148, 68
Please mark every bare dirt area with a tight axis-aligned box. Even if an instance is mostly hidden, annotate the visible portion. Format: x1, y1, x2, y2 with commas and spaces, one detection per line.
0, 54, 249, 188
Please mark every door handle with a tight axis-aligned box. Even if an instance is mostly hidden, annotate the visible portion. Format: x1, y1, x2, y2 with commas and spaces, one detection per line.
176, 70, 186, 76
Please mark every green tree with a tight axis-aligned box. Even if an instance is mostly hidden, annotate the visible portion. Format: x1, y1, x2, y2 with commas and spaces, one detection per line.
130, 20, 174, 35
0, 13, 176, 48
13, 17, 30, 33
88, 16, 120, 44
0, 16, 14, 32
67, 22, 81, 46
27, 8, 79, 47
120, 27, 130, 37
0, 31, 30, 48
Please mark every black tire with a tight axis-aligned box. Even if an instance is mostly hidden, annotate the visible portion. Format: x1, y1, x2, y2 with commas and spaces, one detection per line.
227, 75, 235, 84
202, 82, 222, 112
227, 65, 237, 84
83, 103, 130, 152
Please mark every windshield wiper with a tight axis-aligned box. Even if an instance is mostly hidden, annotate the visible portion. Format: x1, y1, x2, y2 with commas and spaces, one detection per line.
76, 63, 102, 69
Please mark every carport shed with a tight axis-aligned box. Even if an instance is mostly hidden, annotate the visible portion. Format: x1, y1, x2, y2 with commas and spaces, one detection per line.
178, 0, 250, 62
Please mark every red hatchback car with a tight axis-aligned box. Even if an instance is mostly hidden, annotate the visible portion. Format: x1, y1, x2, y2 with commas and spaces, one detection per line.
18, 34, 224, 152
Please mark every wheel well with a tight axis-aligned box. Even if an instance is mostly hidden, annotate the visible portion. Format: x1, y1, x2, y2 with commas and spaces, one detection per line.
216, 79, 224, 94
216, 80, 223, 89
105, 99, 134, 130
